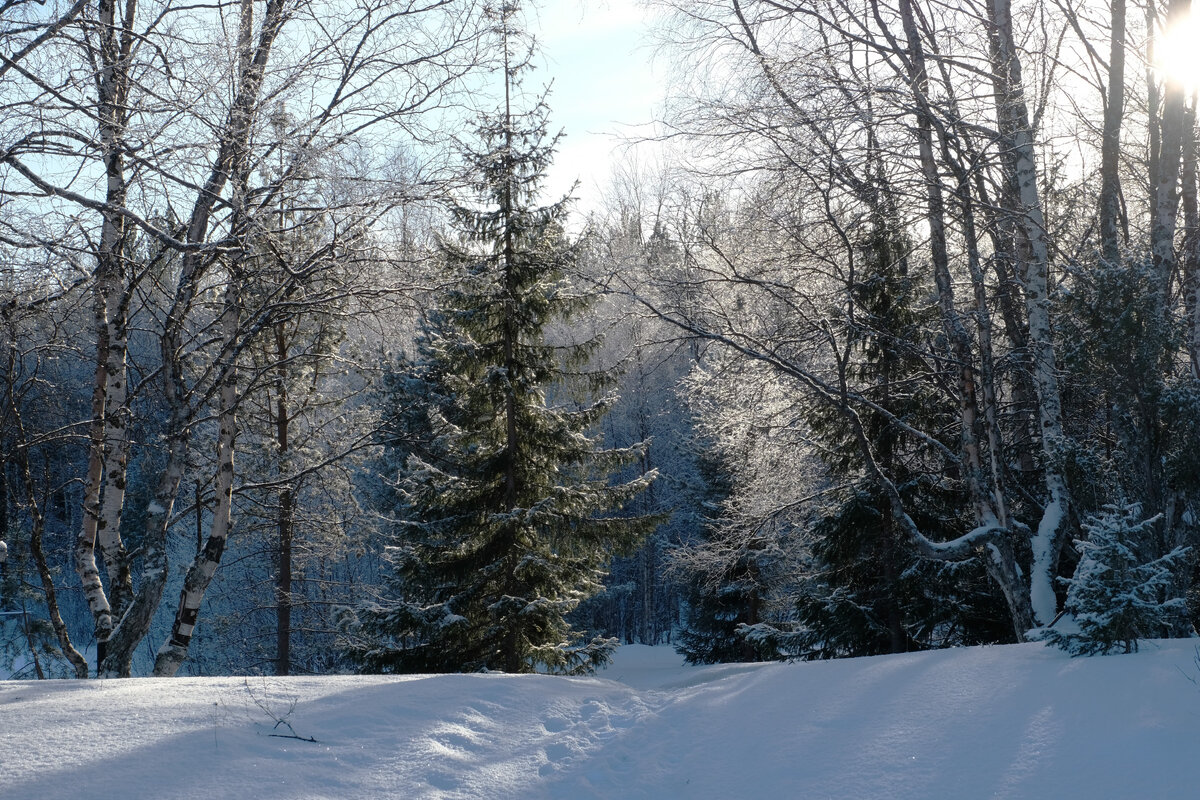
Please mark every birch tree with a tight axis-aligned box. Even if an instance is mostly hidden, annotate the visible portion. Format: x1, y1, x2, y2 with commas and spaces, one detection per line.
638, 0, 1094, 636
2, 0, 488, 675
0, 290, 90, 678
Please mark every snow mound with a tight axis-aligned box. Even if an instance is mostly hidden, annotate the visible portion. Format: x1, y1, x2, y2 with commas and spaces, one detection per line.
3, 641, 1200, 799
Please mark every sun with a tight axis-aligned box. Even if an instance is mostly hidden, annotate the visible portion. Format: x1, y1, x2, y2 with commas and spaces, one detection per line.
1157, 12, 1200, 90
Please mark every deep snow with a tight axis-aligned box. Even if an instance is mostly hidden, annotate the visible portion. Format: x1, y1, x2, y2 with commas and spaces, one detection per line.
2, 641, 1199, 799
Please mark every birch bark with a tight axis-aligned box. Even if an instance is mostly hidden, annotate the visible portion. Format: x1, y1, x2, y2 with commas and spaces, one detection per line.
1150, 0, 1191, 304
153, 272, 240, 676
984, 0, 1073, 626
76, 0, 139, 656
102, 0, 288, 676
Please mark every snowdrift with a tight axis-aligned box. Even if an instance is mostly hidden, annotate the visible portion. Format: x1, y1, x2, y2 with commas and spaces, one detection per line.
2, 641, 1199, 799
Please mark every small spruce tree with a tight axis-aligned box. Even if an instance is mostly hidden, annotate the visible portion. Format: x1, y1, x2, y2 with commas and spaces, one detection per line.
675, 528, 780, 664
356, 6, 656, 675
1046, 504, 1191, 655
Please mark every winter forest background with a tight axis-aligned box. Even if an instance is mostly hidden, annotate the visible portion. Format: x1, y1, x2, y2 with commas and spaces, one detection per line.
4, 0, 1200, 679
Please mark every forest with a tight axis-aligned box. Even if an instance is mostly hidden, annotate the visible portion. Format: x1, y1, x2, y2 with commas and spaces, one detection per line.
2, 0, 1200, 679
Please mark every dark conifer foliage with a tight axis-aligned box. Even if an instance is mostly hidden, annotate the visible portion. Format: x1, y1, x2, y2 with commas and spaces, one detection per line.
791, 213, 1011, 657
675, 535, 779, 664
1044, 504, 1191, 655
354, 5, 657, 675
673, 440, 776, 664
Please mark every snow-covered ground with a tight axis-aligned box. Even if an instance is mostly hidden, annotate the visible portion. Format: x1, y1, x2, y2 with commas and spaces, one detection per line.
2, 641, 1199, 799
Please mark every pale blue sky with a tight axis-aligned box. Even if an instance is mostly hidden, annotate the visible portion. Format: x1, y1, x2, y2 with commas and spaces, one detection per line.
530, 0, 665, 211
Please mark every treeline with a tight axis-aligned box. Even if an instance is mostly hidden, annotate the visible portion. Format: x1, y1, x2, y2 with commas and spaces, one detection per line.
3, 0, 1200, 678
637, 0, 1200, 660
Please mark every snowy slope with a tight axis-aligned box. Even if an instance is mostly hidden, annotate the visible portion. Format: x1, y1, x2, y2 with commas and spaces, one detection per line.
2, 641, 1199, 799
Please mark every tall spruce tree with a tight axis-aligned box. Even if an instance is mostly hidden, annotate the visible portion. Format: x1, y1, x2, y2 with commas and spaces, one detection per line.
356, 5, 656, 675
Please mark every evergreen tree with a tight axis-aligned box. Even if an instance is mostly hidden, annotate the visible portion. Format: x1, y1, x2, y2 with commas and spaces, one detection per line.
673, 436, 781, 664
675, 530, 780, 664
1056, 256, 1200, 632
1045, 504, 1191, 655
355, 7, 656, 675
791, 207, 1010, 657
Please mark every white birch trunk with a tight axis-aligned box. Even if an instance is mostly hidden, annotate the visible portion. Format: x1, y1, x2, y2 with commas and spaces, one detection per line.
955, 170, 1010, 530
97, 294, 133, 617
153, 276, 240, 677
76, 336, 113, 645
1151, 0, 1191, 303
75, 0, 135, 651
99, 0, 288, 676
986, 0, 1072, 626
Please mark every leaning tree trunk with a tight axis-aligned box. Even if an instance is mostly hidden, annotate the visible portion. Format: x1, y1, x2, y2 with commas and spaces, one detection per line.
985, 0, 1073, 627
100, 0, 288, 677
4, 354, 89, 678
153, 273, 240, 677
19, 452, 89, 678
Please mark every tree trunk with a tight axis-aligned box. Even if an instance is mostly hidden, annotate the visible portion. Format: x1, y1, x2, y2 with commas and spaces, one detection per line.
276, 487, 294, 675
985, 0, 1073, 627
1151, 0, 1191, 305
275, 325, 293, 676
1181, 97, 1200, 378
23, 477, 89, 678
78, 0, 140, 667
1098, 0, 1126, 264
153, 274, 240, 677
76, 311, 113, 651
6, 392, 89, 677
